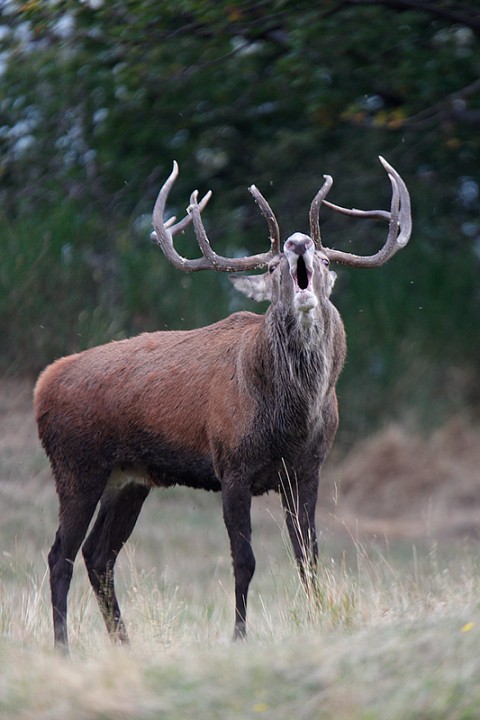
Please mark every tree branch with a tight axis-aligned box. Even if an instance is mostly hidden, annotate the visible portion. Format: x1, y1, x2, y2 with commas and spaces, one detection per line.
402, 78, 480, 127
324, 0, 480, 34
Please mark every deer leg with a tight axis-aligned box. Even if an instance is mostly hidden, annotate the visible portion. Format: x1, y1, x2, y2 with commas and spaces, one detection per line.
280, 475, 319, 587
49, 489, 103, 650
222, 483, 255, 641
82, 483, 150, 644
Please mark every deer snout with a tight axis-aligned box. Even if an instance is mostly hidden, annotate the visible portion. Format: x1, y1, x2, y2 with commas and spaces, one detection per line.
283, 233, 317, 314
284, 233, 314, 256
284, 234, 315, 290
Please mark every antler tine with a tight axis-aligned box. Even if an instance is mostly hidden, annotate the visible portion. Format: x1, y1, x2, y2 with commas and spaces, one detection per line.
309, 175, 334, 249
151, 161, 213, 272
321, 201, 391, 221
322, 157, 412, 268
248, 185, 280, 255
152, 161, 277, 273
163, 190, 213, 235
379, 156, 412, 247
187, 191, 276, 271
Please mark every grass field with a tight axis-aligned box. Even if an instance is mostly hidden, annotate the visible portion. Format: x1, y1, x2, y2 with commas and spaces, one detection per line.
1, 380, 480, 719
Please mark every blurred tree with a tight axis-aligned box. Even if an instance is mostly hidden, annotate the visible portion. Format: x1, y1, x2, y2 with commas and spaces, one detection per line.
0, 0, 479, 434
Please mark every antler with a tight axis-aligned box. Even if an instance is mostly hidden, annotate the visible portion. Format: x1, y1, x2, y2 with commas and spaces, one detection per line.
151, 161, 279, 273
312, 157, 412, 268
309, 175, 334, 247
153, 158, 411, 272
248, 185, 280, 255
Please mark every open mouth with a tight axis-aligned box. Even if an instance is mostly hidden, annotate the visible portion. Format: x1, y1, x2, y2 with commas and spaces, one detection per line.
294, 254, 312, 291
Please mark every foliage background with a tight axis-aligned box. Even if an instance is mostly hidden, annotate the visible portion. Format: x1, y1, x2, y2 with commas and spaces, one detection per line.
1, 0, 479, 441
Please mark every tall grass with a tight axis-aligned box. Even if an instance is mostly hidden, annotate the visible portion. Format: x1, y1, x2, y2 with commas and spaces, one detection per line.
2, 469, 480, 718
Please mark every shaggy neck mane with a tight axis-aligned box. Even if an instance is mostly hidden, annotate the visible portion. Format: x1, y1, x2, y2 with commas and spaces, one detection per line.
247, 299, 338, 423
269, 299, 334, 379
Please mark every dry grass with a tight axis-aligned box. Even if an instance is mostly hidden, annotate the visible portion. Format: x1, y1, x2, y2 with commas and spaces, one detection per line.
332, 418, 480, 537
1, 379, 480, 719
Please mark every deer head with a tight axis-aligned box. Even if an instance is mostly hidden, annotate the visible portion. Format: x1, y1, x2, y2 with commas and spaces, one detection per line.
229, 233, 336, 320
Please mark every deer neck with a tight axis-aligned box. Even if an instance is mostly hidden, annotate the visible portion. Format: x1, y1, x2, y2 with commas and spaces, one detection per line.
270, 297, 335, 357
250, 298, 343, 406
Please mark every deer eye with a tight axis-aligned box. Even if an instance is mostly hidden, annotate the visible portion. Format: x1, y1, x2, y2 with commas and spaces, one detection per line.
269, 262, 278, 273
320, 257, 330, 267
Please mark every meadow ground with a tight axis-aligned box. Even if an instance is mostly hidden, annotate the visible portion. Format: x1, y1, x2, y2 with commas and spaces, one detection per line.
1, 378, 480, 719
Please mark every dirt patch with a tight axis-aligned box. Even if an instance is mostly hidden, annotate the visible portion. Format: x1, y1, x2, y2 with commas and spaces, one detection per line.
1, 379, 479, 538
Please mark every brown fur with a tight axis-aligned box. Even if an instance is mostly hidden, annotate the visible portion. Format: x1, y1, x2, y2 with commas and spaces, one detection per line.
36, 313, 258, 471
35, 236, 346, 648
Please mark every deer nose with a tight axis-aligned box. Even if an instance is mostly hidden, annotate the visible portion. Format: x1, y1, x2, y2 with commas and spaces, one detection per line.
284, 233, 314, 256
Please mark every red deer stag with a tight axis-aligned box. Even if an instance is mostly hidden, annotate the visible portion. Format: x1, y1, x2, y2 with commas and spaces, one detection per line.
35, 157, 411, 649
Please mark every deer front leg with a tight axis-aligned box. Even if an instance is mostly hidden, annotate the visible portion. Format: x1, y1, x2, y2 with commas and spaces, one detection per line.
280, 474, 319, 588
222, 482, 255, 640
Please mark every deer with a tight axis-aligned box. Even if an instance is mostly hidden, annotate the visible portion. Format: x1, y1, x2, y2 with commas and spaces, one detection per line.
34, 157, 411, 650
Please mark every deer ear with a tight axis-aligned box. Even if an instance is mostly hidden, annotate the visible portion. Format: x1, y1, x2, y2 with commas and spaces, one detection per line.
229, 274, 271, 302
327, 271, 337, 296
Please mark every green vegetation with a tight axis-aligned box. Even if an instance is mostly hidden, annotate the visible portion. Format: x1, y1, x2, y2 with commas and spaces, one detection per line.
0, 1, 479, 436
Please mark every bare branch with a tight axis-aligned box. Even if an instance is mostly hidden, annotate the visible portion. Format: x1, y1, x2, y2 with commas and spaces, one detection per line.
402, 78, 480, 128
323, 0, 480, 34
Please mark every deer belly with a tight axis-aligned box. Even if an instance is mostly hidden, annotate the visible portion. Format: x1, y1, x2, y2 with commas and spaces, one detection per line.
109, 438, 221, 492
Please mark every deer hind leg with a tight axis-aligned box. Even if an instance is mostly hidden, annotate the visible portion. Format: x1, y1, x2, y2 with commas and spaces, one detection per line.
82, 482, 150, 644
49, 487, 104, 650
280, 474, 319, 588
222, 483, 255, 641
